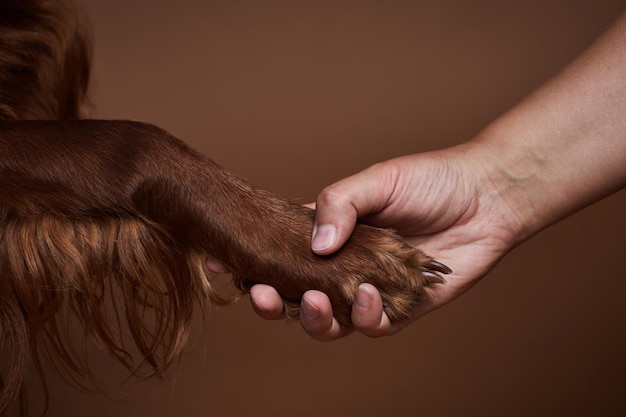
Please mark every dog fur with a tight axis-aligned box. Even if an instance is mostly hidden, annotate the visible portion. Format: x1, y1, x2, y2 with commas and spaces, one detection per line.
0, 1, 450, 414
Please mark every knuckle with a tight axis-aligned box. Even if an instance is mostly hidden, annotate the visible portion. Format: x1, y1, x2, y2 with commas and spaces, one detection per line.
317, 184, 349, 208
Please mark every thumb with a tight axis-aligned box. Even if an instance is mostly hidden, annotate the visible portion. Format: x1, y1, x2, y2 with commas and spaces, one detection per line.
311, 163, 395, 255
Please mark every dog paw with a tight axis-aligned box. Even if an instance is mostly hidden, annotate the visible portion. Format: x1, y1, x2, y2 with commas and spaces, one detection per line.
236, 222, 451, 328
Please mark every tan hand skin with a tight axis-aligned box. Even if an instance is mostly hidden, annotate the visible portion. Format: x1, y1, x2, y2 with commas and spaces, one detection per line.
249, 12, 626, 341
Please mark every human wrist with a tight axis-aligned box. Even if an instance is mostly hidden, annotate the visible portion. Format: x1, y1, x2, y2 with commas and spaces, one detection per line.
465, 127, 549, 247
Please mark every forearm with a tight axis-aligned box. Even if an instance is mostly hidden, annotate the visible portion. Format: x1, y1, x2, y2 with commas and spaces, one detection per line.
472, 12, 626, 244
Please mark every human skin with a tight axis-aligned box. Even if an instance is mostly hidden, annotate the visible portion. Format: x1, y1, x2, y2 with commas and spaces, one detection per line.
249, 12, 626, 341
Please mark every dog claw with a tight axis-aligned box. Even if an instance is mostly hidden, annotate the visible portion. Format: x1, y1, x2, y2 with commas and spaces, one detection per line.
422, 259, 452, 275
422, 271, 447, 285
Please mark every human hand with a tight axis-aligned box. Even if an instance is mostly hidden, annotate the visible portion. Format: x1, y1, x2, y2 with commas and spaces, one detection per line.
250, 142, 526, 340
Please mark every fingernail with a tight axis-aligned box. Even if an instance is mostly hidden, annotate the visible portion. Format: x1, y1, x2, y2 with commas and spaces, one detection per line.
311, 224, 337, 252
355, 285, 372, 309
301, 296, 321, 320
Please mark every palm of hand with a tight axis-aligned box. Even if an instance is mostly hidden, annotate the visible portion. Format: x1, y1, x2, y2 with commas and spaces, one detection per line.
361, 150, 519, 331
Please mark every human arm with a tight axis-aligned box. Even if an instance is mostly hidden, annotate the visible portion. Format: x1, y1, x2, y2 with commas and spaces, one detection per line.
251, 12, 626, 340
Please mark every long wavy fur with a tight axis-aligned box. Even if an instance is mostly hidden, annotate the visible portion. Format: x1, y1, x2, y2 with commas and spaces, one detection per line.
0, 1, 450, 415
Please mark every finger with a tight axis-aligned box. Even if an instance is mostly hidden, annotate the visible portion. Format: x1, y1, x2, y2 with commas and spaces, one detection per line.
300, 291, 352, 341
249, 284, 285, 320
312, 164, 396, 255
351, 284, 395, 338
207, 258, 229, 274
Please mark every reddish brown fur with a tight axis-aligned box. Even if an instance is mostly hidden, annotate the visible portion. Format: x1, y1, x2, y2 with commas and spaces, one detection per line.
0, 0, 90, 121
0, 1, 449, 415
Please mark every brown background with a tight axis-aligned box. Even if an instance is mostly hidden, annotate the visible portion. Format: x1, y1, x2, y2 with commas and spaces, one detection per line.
36, 1, 625, 416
